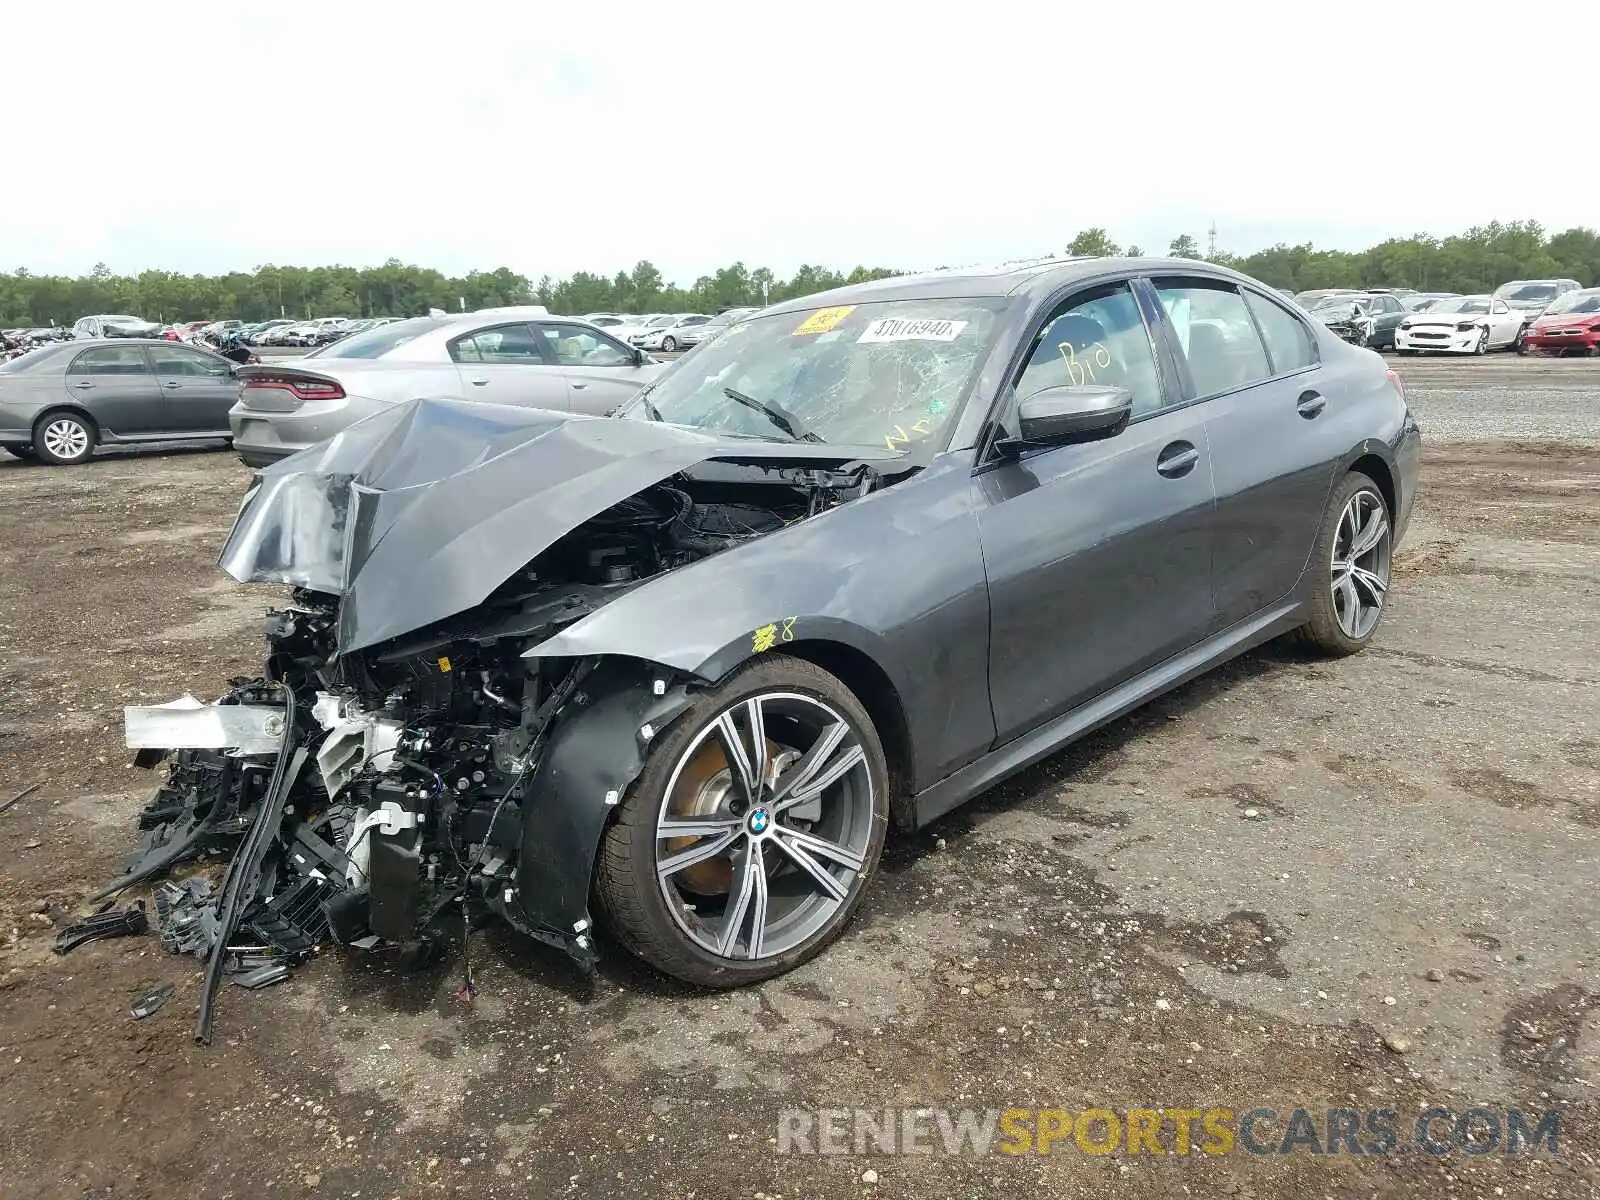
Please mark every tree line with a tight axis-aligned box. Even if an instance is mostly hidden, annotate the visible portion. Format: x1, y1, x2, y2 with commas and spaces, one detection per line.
2, 220, 1595, 328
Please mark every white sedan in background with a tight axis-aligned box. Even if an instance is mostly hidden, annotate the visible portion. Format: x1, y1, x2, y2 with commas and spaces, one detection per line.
637, 313, 712, 352
1393, 294, 1524, 355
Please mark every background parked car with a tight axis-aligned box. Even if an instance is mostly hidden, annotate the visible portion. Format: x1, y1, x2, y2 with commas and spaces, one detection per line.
71, 314, 163, 339
626, 314, 680, 346
1518, 287, 1600, 356
0, 339, 238, 464
1493, 278, 1583, 324
638, 313, 712, 352
245, 319, 298, 345
683, 306, 761, 350
229, 309, 664, 466
1307, 292, 1407, 349
1394, 295, 1524, 355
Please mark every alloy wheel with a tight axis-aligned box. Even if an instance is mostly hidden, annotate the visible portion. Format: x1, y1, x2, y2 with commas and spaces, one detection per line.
654, 692, 874, 961
42, 418, 90, 462
1475, 328, 1489, 355
1330, 489, 1391, 640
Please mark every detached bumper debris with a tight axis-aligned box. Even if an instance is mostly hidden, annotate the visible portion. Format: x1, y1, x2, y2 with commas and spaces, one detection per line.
93, 681, 351, 1041
53, 902, 148, 954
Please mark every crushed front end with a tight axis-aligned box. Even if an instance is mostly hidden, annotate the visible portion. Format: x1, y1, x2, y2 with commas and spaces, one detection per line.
108, 399, 890, 1039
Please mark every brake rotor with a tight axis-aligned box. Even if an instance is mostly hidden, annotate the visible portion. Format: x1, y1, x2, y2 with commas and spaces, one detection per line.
663, 741, 799, 896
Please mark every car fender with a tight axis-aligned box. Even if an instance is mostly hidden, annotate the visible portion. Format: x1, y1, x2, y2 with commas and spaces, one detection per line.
526, 561, 907, 693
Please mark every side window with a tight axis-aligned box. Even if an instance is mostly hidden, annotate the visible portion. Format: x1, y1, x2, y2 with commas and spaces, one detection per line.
448, 323, 545, 365
538, 322, 633, 367
151, 346, 229, 377
1014, 282, 1165, 417
1243, 290, 1317, 375
70, 345, 149, 375
1491, 300, 1510, 315
1154, 281, 1272, 397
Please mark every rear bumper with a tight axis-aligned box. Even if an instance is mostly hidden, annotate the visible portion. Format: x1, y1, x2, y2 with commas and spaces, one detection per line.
228, 393, 391, 466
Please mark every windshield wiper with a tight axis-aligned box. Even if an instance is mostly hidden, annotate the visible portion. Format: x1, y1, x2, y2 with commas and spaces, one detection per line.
721, 387, 823, 443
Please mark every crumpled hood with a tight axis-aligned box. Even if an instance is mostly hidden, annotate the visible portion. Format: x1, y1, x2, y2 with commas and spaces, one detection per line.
219, 397, 902, 655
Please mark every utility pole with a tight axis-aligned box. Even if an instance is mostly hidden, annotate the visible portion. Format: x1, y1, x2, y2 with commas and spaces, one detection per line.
1207, 222, 1218, 261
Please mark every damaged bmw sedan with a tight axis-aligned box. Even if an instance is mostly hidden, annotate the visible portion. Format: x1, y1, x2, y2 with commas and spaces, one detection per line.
122, 258, 1420, 1027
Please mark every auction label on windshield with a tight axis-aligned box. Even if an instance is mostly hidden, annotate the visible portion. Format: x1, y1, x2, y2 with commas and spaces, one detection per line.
857, 317, 968, 343
793, 306, 856, 335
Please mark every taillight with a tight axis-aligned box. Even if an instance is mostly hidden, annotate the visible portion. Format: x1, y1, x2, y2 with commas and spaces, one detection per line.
1385, 368, 1407, 401
242, 374, 346, 402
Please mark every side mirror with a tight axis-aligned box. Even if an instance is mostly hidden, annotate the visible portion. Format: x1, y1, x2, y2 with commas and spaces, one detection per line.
995, 384, 1132, 457
632, 346, 650, 366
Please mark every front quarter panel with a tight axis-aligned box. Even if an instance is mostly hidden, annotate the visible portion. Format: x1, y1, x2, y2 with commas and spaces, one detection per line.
525, 454, 995, 790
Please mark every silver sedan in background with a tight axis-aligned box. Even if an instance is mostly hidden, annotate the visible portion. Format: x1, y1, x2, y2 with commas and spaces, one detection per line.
228, 308, 667, 467
636, 313, 712, 352
0, 339, 238, 464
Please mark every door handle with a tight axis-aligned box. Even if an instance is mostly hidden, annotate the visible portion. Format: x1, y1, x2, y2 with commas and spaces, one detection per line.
1296, 390, 1326, 419
1156, 441, 1199, 478
469, 377, 489, 386
570, 381, 588, 390
72, 380, 95, 389
163, 381, 183, 388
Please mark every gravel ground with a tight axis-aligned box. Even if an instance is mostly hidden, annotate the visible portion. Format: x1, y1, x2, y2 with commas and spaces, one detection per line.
0, 357, 1596, 1199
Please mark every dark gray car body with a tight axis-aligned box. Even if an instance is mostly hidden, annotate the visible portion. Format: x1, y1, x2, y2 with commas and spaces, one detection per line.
0, 338, 238, 452
221, 256, 1421, 945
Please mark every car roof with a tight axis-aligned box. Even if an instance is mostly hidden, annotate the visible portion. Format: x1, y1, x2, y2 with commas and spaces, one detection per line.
759, 257, 1300, 315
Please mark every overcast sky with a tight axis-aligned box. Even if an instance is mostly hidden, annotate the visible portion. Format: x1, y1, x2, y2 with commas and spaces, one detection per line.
4, 4, 1592, 283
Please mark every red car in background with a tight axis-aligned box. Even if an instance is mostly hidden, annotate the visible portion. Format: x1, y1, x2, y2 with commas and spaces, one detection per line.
1520, 288, 1600, 356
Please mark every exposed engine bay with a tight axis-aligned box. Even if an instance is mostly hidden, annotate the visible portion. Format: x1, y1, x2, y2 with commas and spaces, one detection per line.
107, 400, 901, 1041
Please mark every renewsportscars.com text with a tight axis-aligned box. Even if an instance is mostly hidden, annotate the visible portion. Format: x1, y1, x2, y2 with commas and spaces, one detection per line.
777, 1106, 1563, 1157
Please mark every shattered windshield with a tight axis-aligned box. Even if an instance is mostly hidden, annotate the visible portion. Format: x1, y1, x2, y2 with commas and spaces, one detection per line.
621, 298, 1005, 452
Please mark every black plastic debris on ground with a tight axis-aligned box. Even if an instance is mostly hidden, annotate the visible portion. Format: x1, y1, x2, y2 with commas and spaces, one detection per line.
129, 982, 175, 1020
53, 902, 147, 954
96, 713, 364, 1030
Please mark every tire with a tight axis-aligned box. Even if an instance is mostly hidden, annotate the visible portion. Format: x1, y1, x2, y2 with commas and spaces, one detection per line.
1473, 327, 1489, 355
1296, 471, 1393, 657
662, 336, 678, 352
32, 411, 97, 465
596, 654, 889, 987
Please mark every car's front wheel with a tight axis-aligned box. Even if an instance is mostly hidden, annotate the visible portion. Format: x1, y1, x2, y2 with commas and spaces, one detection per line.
1297, 471, 1393, 656
662, 336, 679, 352
596, 655, 889, 987
33, 412, 97, 465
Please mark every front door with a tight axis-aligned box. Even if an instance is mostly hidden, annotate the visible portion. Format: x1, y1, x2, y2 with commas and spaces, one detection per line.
976, 280, 1218, 743
64, 344, 164, 435
535, 321, 661, 416
447, 321, 573, 412
146, 343, 237, 433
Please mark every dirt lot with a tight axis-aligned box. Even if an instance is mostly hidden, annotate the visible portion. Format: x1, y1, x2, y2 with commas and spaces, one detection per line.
1, 358, 1598, 1199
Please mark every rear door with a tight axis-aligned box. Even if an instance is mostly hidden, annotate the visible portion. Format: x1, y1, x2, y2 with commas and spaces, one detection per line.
534, 321, 661, 415
147, 343, 236, 433
447, 322, 572, 411
64, 344, 164, 435
1146, 276, 1337, 629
